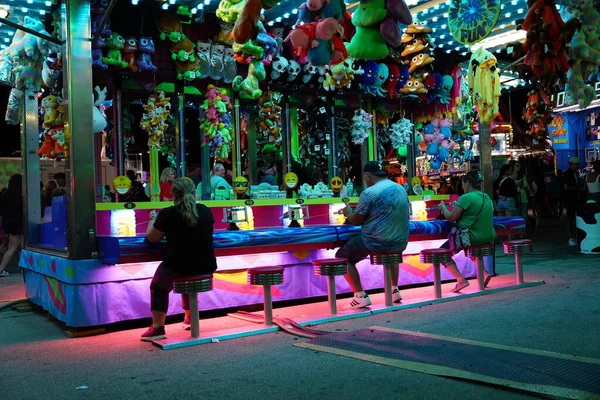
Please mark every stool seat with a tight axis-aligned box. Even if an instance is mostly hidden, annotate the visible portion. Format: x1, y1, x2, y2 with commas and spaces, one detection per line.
420, 248, 453, 264
370, 252, 403, 265
247, 266, 284, 286
464, 244, 495, 257
173, 275, 213, 294
313, 258, 348, 277
503, 239, 533, 254
312, 258, 348, 266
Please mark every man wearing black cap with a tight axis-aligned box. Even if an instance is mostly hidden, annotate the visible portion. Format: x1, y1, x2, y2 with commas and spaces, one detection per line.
338, 161, 410, 309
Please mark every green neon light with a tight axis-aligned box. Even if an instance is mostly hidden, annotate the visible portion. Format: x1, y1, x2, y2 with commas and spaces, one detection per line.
291, 108, 299, 159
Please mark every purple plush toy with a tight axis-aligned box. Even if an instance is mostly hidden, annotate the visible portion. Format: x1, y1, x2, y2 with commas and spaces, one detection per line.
92, 34, 108, 70
136, 36, 157, 73
361, 61, 379, 90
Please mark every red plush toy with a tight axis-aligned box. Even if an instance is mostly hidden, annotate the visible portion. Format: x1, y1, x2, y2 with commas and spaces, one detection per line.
384, 64, 400, 98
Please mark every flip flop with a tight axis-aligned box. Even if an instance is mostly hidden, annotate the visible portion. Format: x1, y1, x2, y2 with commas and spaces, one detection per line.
484, 274, 492, 288
0, 270, 9, 277
451, 280, 469, 293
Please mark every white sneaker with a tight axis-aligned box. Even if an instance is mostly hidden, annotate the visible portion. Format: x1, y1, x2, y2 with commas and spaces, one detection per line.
392, 288, 402, 303
568, 238, 577, 246
348, 294, 371, 309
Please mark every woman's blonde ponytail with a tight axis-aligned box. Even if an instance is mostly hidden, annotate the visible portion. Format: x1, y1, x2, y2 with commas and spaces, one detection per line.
171, 177, 199, 226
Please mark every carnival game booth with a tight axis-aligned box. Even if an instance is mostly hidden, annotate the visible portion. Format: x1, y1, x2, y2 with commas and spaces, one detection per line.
0, 0, 555, 329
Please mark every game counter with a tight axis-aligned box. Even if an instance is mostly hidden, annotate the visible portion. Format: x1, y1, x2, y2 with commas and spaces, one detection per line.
20, 194, 524, 328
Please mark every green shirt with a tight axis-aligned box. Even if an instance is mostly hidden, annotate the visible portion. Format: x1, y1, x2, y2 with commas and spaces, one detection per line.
456, 191, 496, 246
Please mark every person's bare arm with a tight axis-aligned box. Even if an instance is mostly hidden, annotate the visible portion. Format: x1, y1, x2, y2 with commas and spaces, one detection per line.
438, 202, 464, 222
342, 205, 366, 226
146, 210, 164, 243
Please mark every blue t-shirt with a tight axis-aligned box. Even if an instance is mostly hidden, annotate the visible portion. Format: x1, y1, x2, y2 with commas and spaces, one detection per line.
354, 179, 410, 253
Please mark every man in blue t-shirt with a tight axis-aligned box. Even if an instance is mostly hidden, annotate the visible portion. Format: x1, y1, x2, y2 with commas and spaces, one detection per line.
337, 161, 409, 309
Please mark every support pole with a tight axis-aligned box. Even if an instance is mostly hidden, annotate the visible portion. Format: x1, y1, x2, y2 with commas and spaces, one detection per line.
479, 121, 493, 200
407, 109, 416, 182
234, 96, 241, 178
114, 79, 124, 176
433, 264, 442, 299
263, 285, 273, 326
150, 148, 160, 202
247, 110, 257, 185
383, 264, 393, 307
22, 91, 41, 245
176, 89, 186, 178
477, 256, 485, 290
189, 293, 200, 338
327, 275, 337, 315
200, 109, 211, 200
329, 100, 338, 178
64, 0, 97, 259
282, 96, 291, 177
515, 253, 524, 284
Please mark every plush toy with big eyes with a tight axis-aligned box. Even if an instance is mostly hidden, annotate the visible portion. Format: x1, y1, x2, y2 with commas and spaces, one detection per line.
137, 36, 157, 73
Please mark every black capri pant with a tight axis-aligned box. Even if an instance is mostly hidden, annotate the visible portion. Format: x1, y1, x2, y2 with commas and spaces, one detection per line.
150, 263, 191, 313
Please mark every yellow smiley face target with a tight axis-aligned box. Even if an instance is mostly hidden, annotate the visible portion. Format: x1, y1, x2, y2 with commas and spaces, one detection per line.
233, 176, 249, 195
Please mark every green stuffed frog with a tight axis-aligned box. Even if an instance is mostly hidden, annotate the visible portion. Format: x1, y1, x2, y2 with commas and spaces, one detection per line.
346, 0, 389, 60
103, 33, 128, 68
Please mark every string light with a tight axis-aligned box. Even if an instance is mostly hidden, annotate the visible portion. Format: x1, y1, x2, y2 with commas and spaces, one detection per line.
292, 8, 298, 14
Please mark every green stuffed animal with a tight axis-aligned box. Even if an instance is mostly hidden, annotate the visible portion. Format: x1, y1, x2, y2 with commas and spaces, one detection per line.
216, 0, 248, 24
103, 33, 128, 68
345, 0, 389, 60
232, 60, 265, 99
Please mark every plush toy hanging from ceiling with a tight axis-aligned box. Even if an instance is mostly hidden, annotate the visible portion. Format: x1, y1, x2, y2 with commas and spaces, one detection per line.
351, 109, 373, 145
140, 91, 171, 148
37, 95, 66, 160
390, 118, 413, 149
555, 0, 600, 109
157, 12, 200, 81
257, 91, 283, 148
323, 57, 364, 90
467, 47, 500, 124
200, 85, 233, 160
399, 23, 435, 100
516, 0, 577, 93
345, 0, 412, 60
522, 90, 552, 140
420, 117, 454, 170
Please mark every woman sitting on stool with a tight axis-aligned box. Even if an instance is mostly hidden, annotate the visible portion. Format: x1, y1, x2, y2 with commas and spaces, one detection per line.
437, 171, 496, 292
141, 177, 217, 342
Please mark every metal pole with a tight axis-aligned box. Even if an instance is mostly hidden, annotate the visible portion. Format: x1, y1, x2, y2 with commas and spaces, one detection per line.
94, 130, 104, 202
189, 293, 200, 338
22, 91, 41, 246
383, 265, 393, 307
247, 110, 257, 185
282, 97, 291, 177
150, 148, 160, 202
407, 108, 416, 182
263, 284, 273, 326
234, 96, 242, 177
327, 275, 337, 315
433, 264, 442, 299
330, 100, 338, 177
515, 253, 524, 284
114, 82, 124, 176
0, 17, 61, 45
479, 121, 493, 200
200, 109, 211, 200
64, 0, 97, 259
176, 90, 186, 178
477, 256, 485, 290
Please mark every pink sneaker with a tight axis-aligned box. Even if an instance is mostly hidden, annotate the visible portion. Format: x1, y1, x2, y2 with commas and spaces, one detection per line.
140, 326, 165, 342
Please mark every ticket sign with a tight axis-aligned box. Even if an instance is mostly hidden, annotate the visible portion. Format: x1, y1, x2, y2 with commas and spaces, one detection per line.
549, 115, 574, 150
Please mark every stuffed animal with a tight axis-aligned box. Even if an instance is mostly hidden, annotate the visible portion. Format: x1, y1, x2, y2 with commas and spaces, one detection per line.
383, 64, 400, 98
390, 118, 413, 149
102, 33, 128, 68
123, 36, 138, 72
298, 0, 330, 24
216, 0, 248, 24
140, 91, 171, 148
399, 22, 435, 99
210, 44, 226, 81
92, 32, 108, 70
323, 57, 360, 90
223, 48, 237, 84
136, 36, 157, 73
93, 86, 108, 134
287, 60, 301, 82
175, 58, 201, 81
364, 63, 389, 96
467, 47, 500, 124
232, 60, 265, 99
437, 75, 454, 104
41, 95, 61, 129
200, 85, 233, 159
232, 0, 263, 45
157, 12, 185, 43
37, 130, 57, 159
270, 56, 289, 80
196, 42, 212, 79
215, 21, 235, 45
351, 109, 373, 145
345, 0, 411, 60
170, 37, 196, 63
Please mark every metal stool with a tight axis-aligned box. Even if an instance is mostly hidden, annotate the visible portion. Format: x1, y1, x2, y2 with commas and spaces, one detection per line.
312, 258, 348, 315
464, 244, 495, 290
370, 252, 403, 306
247, 266, 284, 325
420, 248, 454, 299
503, 239, 533, 285
172, 275, 213, 339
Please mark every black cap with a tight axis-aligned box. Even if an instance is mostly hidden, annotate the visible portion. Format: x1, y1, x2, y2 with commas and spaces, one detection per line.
363, 161, 387, 176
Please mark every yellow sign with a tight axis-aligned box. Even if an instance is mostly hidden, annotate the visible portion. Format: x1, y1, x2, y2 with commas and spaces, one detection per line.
113, 176, 132, 195
330, 176, 343, 193
283, 172, 299, 190
233, 176, 249, 195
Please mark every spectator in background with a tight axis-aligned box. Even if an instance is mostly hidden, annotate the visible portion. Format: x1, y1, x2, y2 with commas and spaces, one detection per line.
586, 160, 600, 203
42, 180, 58, 210
0, 174, 23, 277
438, 180, 450, 195
546, 173, 561, 219
187, 163, 202, 187
53, 172, 66, 190
210, 163, 232, 194
123, 170, 149, 202
496, 164, 518, 216
159, 167, 176, 201
103, 185, 115, 203
556, 169, 564, 218
510, 160, 531, 222
563, 157, 583, 246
